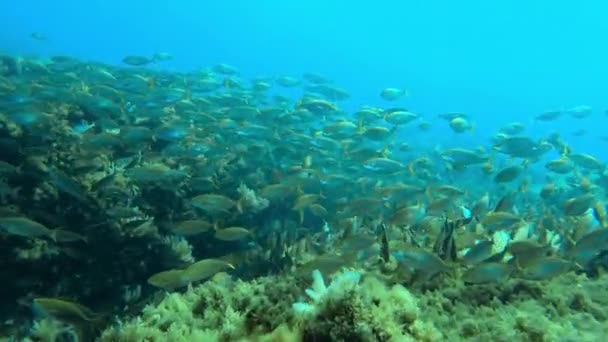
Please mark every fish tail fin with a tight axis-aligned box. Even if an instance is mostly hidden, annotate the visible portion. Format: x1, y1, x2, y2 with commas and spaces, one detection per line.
424, 185, 433, 201
407, 161, 416, 175
49, 230, 57, 243
212, 221, 220, 232
380, 146, 390, 158
519, 180, 529, 193
236, 198, 244, 214
147, 77, 155, 89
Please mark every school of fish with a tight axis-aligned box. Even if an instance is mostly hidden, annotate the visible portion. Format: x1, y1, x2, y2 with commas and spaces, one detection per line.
1, 52, 608, 339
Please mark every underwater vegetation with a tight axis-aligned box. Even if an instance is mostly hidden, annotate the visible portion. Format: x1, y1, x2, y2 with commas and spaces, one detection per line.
0, 53, 607, 341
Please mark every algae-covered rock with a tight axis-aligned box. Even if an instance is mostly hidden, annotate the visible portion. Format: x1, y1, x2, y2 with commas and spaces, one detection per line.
101, 269, 442, 342
293, 269, 441, 341
99, 269, 608, 342
417, 272, 608, 342
99, 273, 300, 341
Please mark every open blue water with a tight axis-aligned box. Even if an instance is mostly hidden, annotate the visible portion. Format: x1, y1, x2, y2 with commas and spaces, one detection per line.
2, 1, 608, 157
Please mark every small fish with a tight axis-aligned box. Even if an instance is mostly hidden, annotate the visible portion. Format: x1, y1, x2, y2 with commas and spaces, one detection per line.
388, 203, 426, 226
293, 193, 324, 209
293, 193, 324, 223
384, 110, 418, 125
481, 211, 522, 229
214, 227, 252, 241
507, 241, 550, 268
449, 117, 474, 134
569, 153, 604, 171
120, 126, 154, 143
462, 241, 495, 265
147, 269, 189, 290
571, 228, 608, 265
499, 122, 526, 135
91, 172, 117, 193
571, 129, 587, 137
33, 297, 102, 341
568, 105, 592, 119
379, 222, 390, 263
363, 157, 404, 174
0, 161, 18, 175
309, 203, 329, 219
433, 217, 459, 262
51, 229, 88, 243
191, 194, 236, 216
259, 184, 294, 201
213, 63, 239, 75
535, 110, 562, 121
460, 205, 473, 220
9, 110, 48, 127
493, 165, 522, 183
0, 216, 53, 239
68, 117, 95, 134
418, 121, 432, 131
276, 76, 301, 87
297, 255, 349, 278
30, 32, 48, 41
33, 298, 100, 322
520, 257, 573, 280
152, 52, 173, 62
380, 87, 408, 101
493, 192, 516, 212
393, 246, 450, 276
154, 125, 190, 141
171, 219, 214, 236
126, 165, 189, 184
545, 158, 574, 174
462, 262, 514, 284
471, 193, 490, 218
362, 126, 394, 141
539, 183, 555, 200
563, 194, 596, 216
182, 258, 234, 283
323, 120, 358, 138
302, 72, 330, 84
592, 203, 608, 228
106, 206, 141, 219
426, 197, 452, 215
48, 168, 90, 203
340, 234, 377, 255
435, 185, 466, 198
122, 55, 153, 66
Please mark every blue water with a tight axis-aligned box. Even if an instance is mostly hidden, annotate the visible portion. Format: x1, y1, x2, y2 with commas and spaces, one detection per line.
3, 1, 608, 157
